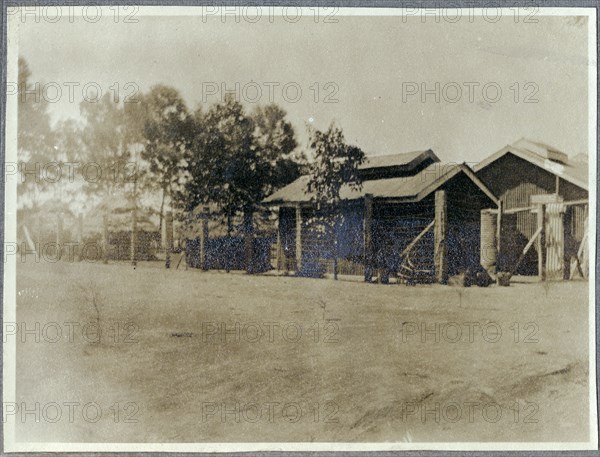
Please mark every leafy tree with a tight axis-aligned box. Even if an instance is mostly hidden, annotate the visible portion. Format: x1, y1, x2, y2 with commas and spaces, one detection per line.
51, 118, 85, 205
139, 85, 193, 231
305, 122, 366, 279
182, 97, 304, 272
80, 93, 134, 199
183, 95, 259, 230
182, 98, 302, 218
180, 97, 303, 271
252, 104, 304, 196
17, 57, 55, 209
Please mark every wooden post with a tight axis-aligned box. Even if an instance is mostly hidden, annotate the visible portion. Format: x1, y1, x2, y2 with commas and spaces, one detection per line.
295, 204, 302, 273
225, 209, 232, 273
536, 203, 546, 281
364, 193, 374, 282
243, 210, 254, 274
278, 207, 290, 275
165, 211, 173, 269
102, 215, 109, 264
131, 207, 137, 268
22, 225, 36, 256
131, 158, 139, 268
546, 203, 565, 280
333, 257, 339, 280
434, 190, 448, 284
496, 199, 503, 262
77, 212, 83, 261
56, 212, 63, 260
161, 210, 167, 250
333, 213, 338, 281
576, 210, 589, 279
200, 206, 209, 271
276, 222, 282, 271
276, 207, 283, 271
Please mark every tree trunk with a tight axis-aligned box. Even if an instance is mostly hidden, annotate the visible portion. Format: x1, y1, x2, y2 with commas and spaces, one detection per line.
159, 186, 166, 249
131, 205, 137, 268
226, 209, 232, 273
102, 215, 109, 264
331, 210, 339, 280
243, 208, 254, 274
165, 185, 173, 269
56, 213, 63, 261
131, 170, 138, 269
165, 211, 173, 269
77, 212, 83, 262
200, 206, 209, 271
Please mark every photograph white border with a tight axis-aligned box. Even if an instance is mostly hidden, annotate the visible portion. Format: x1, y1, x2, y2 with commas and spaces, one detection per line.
3, 5, 598, 452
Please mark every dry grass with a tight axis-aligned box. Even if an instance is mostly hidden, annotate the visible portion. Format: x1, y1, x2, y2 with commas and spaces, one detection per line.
15, 261, 590, 443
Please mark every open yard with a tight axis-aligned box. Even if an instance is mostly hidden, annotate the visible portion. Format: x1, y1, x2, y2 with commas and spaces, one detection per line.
14, 261, 590, 443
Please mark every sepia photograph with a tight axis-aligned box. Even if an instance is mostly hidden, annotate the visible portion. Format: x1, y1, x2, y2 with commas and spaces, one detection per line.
2, 4, 598, 452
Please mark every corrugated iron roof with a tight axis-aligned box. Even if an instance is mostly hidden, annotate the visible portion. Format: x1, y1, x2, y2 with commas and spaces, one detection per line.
264, 162, 497, 205
474, 138, 588, 191
359, 149, 438, 170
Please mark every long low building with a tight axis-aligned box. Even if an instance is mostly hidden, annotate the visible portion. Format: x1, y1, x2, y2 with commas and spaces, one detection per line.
264, 150, 498, 283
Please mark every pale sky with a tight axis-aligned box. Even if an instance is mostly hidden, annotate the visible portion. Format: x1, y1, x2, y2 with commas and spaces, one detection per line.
15, 9, 592, 164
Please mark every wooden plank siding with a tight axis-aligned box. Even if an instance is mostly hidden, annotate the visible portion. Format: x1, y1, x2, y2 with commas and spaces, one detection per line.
476, 153, 588, 275
372, 198, 436, 276
277, 170, 496, 279
477, 154, 586, 210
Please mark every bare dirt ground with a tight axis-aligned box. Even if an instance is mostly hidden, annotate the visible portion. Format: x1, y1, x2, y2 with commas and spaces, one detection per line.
13, 261, 590, 443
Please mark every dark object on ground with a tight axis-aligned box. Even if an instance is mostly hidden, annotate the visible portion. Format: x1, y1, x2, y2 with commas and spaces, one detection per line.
449, 266, 494, 287
497, 272, 511, 286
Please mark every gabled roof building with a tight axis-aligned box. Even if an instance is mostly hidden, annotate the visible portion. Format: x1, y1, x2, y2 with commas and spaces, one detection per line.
474, 138, 588, 278
265, 149, 498, 282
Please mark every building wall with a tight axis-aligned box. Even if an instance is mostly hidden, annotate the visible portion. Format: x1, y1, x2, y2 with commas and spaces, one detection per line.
372, 198, 436, 275
277, 171, 496, 279
476, 153, 587, 208
476, 153, 588, 275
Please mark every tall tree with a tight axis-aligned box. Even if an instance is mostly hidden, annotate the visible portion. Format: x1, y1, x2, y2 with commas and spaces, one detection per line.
51, 118, 85, 205
80, 93, 132, 199
139, 85, 193, 232
183, 96, 259, 273
17, 57, 55, 209
183, 95, 258, 229
305, 122, 366, 279
182, 99, 303, 219
181, 98, 304, 271
252, 104, 303, 197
